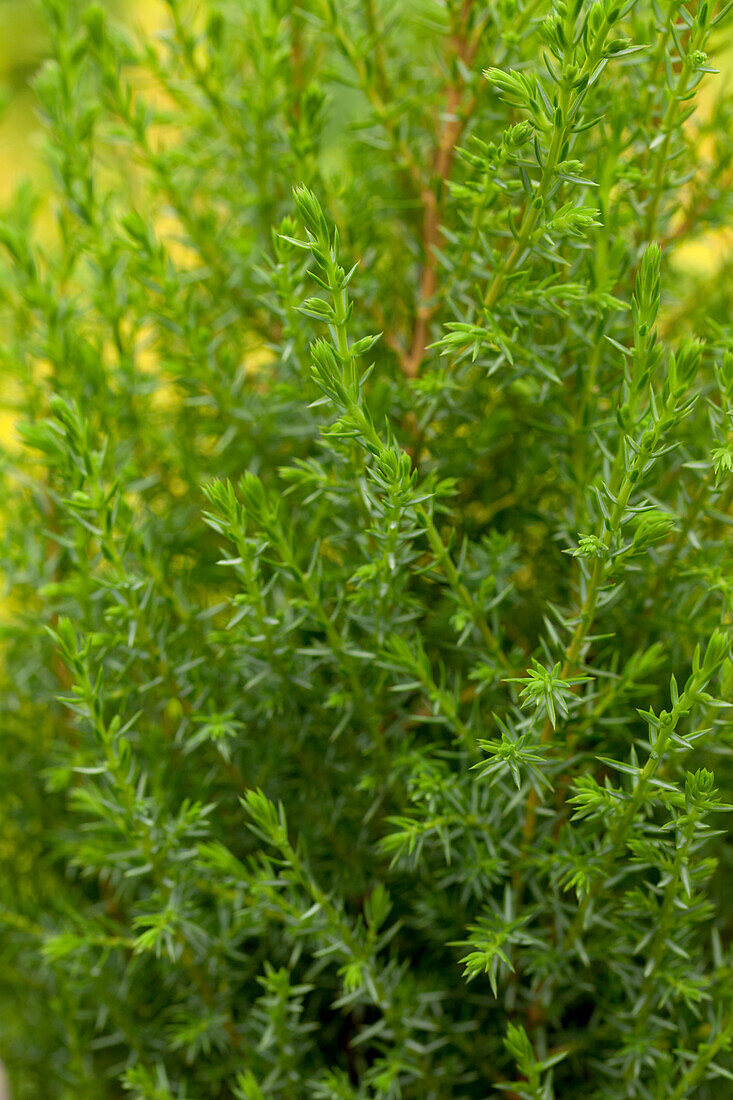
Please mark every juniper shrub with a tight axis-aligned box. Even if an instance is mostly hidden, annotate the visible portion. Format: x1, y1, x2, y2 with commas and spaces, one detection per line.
0, 1, 732, 1098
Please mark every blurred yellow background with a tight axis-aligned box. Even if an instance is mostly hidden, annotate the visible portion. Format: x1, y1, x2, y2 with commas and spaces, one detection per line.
0, 0, 167, 203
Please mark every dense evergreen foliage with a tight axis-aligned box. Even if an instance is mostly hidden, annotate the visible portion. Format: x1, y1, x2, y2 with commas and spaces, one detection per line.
0, 0, 732, 1097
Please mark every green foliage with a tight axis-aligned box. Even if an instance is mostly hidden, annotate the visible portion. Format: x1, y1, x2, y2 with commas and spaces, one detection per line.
0, 0, 732, 1097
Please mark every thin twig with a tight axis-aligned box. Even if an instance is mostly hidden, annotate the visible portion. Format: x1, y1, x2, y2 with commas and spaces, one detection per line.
402, 2, 483, 378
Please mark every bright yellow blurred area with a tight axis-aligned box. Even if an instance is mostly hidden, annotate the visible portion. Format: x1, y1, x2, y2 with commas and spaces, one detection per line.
0, 1, 169, 203
670, 29, 733, 280
0, 2, 171, 449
